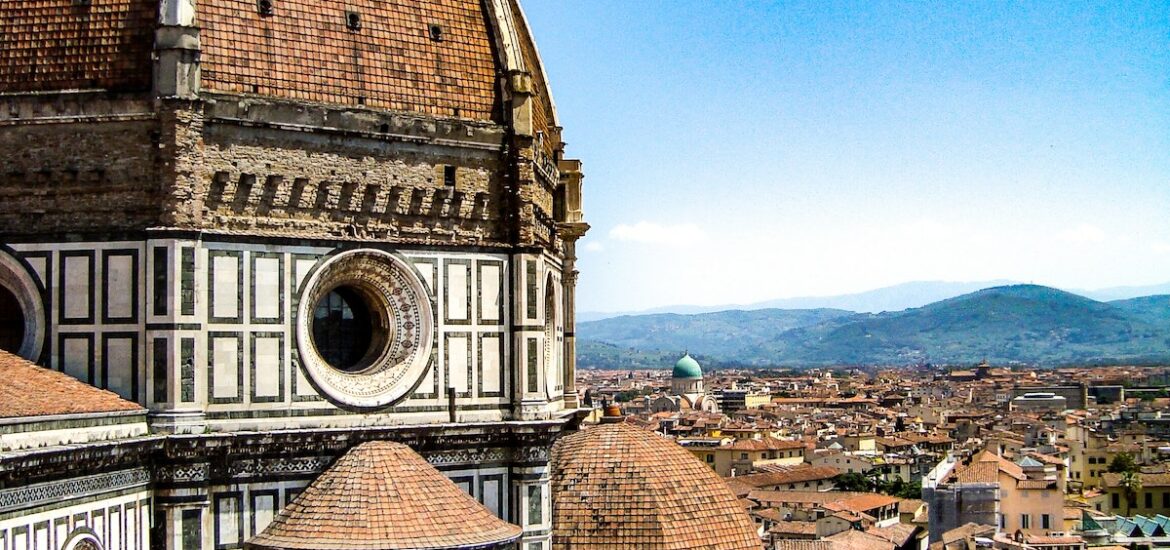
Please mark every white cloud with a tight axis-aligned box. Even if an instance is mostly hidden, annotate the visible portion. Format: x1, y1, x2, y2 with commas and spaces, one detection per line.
1152, 241, 1170, 254
1057, 223, 1106, 244
608, 221, 708, 247
583, 241, 605, 253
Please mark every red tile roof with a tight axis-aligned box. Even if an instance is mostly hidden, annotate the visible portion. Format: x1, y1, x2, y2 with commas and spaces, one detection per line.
734, 465, 841, 488
550, 423, 762, 550
0, 350, 143, 418
725, 436, 805, 451
0, 0, 156, 93
246, 441, 522, 550
199, 0, 502, 120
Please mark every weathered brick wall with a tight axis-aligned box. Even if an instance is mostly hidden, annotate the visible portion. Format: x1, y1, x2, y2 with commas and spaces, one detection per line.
150, 97, 515, 246
191, 125, 510, 245
0, 94, 563, 253
0, 118, 161, 236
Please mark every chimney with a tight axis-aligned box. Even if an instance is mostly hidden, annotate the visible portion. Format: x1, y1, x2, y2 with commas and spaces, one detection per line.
600, 404, 624, 424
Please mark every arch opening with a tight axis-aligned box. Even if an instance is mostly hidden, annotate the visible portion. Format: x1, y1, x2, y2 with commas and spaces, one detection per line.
0, 285, 25, 354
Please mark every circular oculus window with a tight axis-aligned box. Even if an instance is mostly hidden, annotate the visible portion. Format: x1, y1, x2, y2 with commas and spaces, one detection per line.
0, 251, 45, 361
296, 249, 433, 408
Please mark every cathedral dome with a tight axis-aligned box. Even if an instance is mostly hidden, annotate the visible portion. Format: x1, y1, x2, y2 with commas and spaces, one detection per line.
0, 0, 559, 135
549, 423, 761, 549
672, 353, 703, 379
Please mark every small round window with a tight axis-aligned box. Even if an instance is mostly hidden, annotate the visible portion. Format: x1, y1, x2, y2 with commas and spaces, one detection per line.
311, 286, 376, 371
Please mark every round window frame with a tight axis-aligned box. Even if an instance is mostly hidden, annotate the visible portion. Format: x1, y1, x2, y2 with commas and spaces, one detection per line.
0, 250, 45, 361
295, 249, 434, 409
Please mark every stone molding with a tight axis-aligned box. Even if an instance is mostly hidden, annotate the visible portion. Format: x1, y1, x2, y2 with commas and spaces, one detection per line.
0, 468, 149, 513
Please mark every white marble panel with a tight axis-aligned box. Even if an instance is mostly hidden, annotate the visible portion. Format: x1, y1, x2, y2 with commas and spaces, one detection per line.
126, 503, 137, 550
109, 507, 121, 550
212, 255, 239, 319
63, 255, 90, 319
480, 264, 501, 322
294, 259, 317, 290
483, 479, 500, 516
91, 512, 104, 547
63, 337, 90, 383
417, 354, 436, 397
32, 524, 46, 550
253, 494, 275, 536
481, 335, 501, 394
448, 335, 469, 394
293, 366, 315, 397
253, 337, 281, 398
138, 504, 149, 550
217, 497, 239, 547
446, 263, 469, 321
54, 521, 67, 550
415, 261, 435, 294
212, 337, 239, 399
25, 256, 46, 288
12, 528, 25, 550
106, 255, 134, 320
105, 338, 134, 400
253, 257, 280, 319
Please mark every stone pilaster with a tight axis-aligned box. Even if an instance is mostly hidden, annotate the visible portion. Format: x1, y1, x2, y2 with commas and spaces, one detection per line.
556, 159, 588, 410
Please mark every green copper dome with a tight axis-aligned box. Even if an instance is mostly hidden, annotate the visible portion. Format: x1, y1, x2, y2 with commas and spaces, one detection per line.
672, 354, 703, 379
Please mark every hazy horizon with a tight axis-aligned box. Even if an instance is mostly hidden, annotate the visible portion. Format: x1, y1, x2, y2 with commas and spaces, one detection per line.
523, 1, 1170, 312
577, 278, 1170, 319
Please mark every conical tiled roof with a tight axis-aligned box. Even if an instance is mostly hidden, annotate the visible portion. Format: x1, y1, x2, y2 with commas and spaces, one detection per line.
550, 423, 762, 550
246, 441, 522, 550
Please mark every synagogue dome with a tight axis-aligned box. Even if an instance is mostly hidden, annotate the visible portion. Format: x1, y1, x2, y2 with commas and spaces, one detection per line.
672, 353, 703, 380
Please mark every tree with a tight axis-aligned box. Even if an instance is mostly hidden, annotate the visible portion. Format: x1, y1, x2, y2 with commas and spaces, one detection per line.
1118, 471, 1143, 517
1107, 452, 1139, 474
833, 472, 871, 492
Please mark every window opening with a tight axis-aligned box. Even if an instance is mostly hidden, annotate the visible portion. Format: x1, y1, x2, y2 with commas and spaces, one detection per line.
312, 286, 374, 371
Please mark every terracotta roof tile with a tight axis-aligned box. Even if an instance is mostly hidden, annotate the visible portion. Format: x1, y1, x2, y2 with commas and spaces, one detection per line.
726, 436, 805, 452
772, 543, 834, 550
0, 350, 143, 418
1102, 472, 1170, 488
246, 441, 522, 550
199, 0, 502, 120
550, 423, 762, 550
824, 529, 894, 550
0, 0, 156, 93
735, 466, 841, 488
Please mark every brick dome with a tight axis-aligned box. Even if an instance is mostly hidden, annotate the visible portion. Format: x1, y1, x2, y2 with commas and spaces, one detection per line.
550, 423, 762, 549
246, 441, 522, 550
0, 0, 558, 134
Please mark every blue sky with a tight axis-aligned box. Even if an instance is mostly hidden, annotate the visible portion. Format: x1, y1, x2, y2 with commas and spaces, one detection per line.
521, 1, 1170, 313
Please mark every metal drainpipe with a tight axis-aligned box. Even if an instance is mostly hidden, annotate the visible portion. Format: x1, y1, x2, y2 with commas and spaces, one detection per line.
447, 387, 456, 423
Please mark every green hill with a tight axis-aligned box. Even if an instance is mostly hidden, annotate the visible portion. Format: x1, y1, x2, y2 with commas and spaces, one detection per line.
577, 308, 854, 364
577, 285, 1170, 369
1109, 295, 1170, 325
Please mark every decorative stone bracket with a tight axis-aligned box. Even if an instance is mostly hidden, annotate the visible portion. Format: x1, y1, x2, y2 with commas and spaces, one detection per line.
154, 26, 201, 99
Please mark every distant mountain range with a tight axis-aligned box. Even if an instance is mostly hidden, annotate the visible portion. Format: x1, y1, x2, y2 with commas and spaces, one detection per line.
576, 285, 1170, 369
578, 280, 1170, 321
